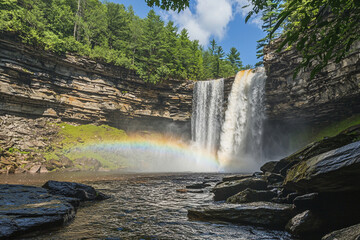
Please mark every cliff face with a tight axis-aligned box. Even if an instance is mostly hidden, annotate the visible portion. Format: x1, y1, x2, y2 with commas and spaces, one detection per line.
263, 39, 360, 125
0, 37, 193, 132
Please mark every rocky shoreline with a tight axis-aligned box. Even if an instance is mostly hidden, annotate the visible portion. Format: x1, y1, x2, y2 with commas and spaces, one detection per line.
187, 125, 360, 239
0, 180, 109, 239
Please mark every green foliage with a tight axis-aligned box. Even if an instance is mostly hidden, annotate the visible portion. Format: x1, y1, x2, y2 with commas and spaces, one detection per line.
256, 0, 282, 59
0, 0, 249, 83
313, 114, 360, 141
144, 0, 190, 12
42, 123, 129, 169
201, 39, 244, 80
57, 123, 127, 147
248, 0, 360, 78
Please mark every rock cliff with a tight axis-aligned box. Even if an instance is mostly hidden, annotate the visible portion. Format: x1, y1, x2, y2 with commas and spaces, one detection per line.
0, 35, 193, 132
263, 39, 360, 125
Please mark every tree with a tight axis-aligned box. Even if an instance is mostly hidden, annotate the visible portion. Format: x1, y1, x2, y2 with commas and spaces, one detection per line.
227, 47, 243, 73
144, 0, 189, 11
255, 0, 281, 65
246, 0, 360, 78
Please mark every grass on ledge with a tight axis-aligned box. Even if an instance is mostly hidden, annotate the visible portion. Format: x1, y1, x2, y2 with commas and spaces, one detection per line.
43, 123, 129, 170
313, 114, 360, 141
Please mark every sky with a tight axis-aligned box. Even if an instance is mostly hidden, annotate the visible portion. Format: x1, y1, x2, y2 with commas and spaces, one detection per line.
112, 0, 265, 66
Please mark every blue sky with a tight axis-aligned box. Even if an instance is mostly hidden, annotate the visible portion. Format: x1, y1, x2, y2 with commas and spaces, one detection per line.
112, 0, 265, 66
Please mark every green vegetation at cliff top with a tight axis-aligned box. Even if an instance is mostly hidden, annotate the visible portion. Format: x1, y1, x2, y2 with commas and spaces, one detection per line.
0, 0, 249, 83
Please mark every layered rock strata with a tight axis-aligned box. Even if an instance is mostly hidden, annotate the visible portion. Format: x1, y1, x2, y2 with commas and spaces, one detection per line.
264, 39, 360, 125
0, 36, 193, 131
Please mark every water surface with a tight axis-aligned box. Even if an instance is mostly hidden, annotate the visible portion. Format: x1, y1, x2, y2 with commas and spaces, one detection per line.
1, 172, 293, 240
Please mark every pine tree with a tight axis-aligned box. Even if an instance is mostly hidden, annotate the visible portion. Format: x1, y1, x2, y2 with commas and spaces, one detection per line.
227, 47, 243, 74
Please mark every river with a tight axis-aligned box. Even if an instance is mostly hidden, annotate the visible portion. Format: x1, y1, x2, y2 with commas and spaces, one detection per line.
0, 172, 293, 240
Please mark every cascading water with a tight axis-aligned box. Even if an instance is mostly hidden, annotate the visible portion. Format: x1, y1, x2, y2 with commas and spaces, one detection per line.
191, 79, 224, 153
217, 67, 266, 171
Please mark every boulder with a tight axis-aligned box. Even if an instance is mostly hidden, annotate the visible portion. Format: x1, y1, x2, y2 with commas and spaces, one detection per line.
286, 210, 323, 236
0, 184, 77, 238
212, 177, 268, 201
293, 193, 320, 210
226, 188, 277, 204
42, 180, 110, 201
222, 174, 252, 182
322, 223, 360, 240
264, 172, 284, 184
284, 141, 360, 193
188, 202, 295, 229
260, 161, 279, 173
263, 125, 360, 176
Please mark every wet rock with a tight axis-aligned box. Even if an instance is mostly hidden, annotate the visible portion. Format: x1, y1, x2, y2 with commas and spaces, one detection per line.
212, 177, 268, 201
322, 223, 360, 240
286, 210, 323, 236
263, 126, 360, 177
284, 141, 360, 193
188, 202, 295, 229
264, 172, 284, 184
260, 161, 279, 173
293, 193, 320, 210
176, 189, 187, 193
0, 184, 77, 238
42, 180, 110, 201
286, 193, 299, 203
222, 174, 252, 182
226, 188, 277, 204
186, 183, 211, 189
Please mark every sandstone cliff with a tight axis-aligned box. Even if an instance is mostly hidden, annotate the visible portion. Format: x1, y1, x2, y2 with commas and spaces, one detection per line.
264, 39, 360, 125
0, 36, 193, 132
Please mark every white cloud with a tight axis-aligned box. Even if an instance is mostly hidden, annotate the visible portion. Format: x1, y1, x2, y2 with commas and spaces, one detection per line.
163, 0, 262, 46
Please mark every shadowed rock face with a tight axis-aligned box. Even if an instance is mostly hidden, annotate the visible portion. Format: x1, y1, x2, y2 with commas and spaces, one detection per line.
212, 177, 268, 201
322, 223, 360, 240
263, 39, 360, 125
188, 202, 295, 229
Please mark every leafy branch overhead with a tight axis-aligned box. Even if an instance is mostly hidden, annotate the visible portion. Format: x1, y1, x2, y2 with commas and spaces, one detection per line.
247, 0, 360, 78
144, 0, 190, 12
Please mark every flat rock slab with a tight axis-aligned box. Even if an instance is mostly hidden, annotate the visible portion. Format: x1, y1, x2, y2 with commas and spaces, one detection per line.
226, 188, 277, 204
212, 177, 267, 201
43, 180, 110, 201
222, 174, 253, 182
322, 223, 360, 240
188, 201, 295, 229
284, 141, 360, 193
0, 184, 77, 238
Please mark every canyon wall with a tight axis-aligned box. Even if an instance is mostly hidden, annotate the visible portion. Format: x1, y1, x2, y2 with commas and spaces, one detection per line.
0, 36, 193, 133
263, 39, 360, 125
1, 35, 359, 132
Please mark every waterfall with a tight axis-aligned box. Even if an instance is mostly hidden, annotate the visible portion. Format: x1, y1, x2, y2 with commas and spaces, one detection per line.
218, 67, 266, 171
191, 79, 224, 152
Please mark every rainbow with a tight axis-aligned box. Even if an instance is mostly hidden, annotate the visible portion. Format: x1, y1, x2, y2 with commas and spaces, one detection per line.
68, 135, 221, 172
